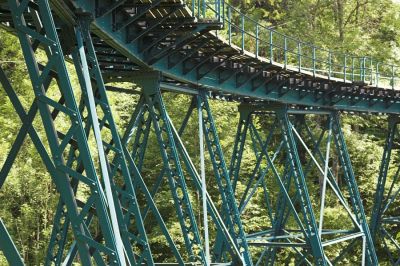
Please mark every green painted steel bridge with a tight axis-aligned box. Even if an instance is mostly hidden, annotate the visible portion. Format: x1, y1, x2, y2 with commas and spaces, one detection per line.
0, 0, 400, 264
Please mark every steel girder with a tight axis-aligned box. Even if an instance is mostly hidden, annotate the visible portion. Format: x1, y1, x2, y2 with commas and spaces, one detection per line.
229, 103, 377, 265
371, 115, 400, 264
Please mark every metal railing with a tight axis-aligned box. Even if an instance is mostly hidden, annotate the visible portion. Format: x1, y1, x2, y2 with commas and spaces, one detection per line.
188, 0, 400, 90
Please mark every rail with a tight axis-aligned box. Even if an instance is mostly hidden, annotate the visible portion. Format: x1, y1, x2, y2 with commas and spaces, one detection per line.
189, 0, 400, 90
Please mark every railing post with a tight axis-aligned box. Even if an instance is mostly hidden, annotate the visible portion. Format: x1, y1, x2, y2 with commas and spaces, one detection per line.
215, 0, 219, 21
241, 14, 245, 52
298, 42, 302, 72
351, 57, 355, 82
370, 58, 373, 85
255, 24, 259, 58
228, 6, 231, 46
376, 62, 380, 88
344, 55, 347, 83
392, 64, 395, 90
362, 57, 366, 83
221, 0, 224, 25
328, 50, 332, 79
270, 30, 273, 63
284, 37, 287, 69
202, 0, 206, 18
312, 47, 316, 77
197, 0, 200, 18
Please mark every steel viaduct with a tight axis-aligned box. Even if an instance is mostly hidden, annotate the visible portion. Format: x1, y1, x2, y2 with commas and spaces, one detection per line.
0, 0, 399, 265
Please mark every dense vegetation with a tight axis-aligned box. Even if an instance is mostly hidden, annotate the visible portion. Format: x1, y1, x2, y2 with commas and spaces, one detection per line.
1, 0, 400, 264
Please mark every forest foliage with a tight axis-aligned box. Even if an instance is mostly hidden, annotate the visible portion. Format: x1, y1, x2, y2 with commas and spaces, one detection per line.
1, 0, 400, 264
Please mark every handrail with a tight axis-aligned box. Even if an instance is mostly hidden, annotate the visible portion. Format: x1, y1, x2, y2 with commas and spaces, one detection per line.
188, 0, 400, 90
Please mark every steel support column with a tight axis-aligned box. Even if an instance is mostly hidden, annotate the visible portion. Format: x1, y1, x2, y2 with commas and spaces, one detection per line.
230, 103, 377, 265
129, 72, 206, 263
7, 0, 122, 264
371, 115, 400, 264
276, 107, 326, 265
198, 92, 252, 265
230, 106, 251, 193
331, 112, 378, 265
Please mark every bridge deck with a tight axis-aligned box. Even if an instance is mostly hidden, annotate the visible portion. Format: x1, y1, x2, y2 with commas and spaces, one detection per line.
1, 0, 399, 113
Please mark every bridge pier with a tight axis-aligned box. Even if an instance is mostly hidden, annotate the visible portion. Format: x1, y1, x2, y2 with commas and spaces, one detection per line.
3, 0, 128, 264
125, 73, 252, 265
230, 103, 377, 265
371, 115, 400, 264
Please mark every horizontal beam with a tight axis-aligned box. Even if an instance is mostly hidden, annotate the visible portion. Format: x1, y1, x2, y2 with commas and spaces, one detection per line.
247, 242, 307, 248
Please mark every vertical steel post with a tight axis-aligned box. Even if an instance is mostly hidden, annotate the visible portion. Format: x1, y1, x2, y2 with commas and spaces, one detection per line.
298, 42, 302, 71
230, 106, 251, 192
199, 92, 251, 265
318, 118, 332, 237
392, 64, 395, 90
332, 112, 378, 265
75, 26, 126, 266
276, 107, 326, 265
198, 94, 210, 265
228, 6, 231, 45
376, 63, 380, 87
284, 37, 287, 68
362, 57, 366, 83
76, 15, 154, 264
241, 14, 245, 52
344, 55, 347, 82
328, 51, 332, 79
202, 0, 206, 18
167, 111, 246, 263
270, 30, 274, 63
370, 58, 373, 84
370, 116, 397, 240
121, 98, 186, 265
133, 72, 206, 263
312, 47, 316, 77
197, 0, 200, 18
256, 24, 259, 58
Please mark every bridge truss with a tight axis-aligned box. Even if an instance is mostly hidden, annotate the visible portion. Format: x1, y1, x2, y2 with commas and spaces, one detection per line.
0, 0, 399, 265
